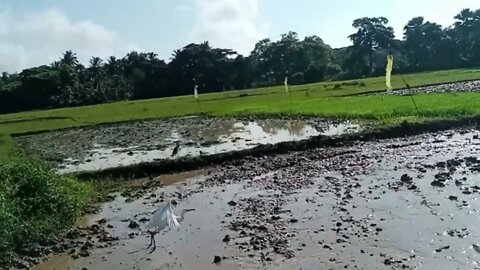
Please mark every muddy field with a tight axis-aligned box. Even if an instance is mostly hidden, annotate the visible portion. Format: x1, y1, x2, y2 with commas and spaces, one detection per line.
14, 117, 360, 173
386, 80, 480, 96
25, 127, 480, 270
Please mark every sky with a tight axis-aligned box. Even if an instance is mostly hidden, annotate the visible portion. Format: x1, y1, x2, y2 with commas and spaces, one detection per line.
1, 0, 479, 72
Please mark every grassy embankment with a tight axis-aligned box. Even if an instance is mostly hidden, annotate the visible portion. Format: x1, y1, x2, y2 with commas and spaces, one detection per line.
1, 68, 480, 263
1, 69, 480, 138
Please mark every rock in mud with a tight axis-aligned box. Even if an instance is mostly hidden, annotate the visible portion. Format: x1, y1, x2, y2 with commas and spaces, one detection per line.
213, 255, 222, 263
79, 250, 91, 257
128, 220, 139, 229
400, 174, 413, 183
431, 180, 446, 188
97, 218, 107, 224
448, 195, 458, 201
139, 217, 149, 223
222, 235, 231, 243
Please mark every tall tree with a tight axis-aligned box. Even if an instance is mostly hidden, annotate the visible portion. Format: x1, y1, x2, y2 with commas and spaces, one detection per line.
250, 32, 334, 84
404, 17, 445, 71
60, 50, 80, 68
348, 17, 395, 73
88, 57, 104, 80
452, 8, 480, 65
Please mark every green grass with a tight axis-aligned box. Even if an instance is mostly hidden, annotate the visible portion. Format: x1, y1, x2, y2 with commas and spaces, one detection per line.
0, 68, 477, 143
0, 134, 14, 161
0, 68, 478, 145
0, 158, 94, 264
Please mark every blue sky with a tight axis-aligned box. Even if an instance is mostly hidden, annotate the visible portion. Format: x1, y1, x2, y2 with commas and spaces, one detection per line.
1, 0, 479, 72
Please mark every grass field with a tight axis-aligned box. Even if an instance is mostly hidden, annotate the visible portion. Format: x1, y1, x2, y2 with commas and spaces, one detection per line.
1, 68, 480, 158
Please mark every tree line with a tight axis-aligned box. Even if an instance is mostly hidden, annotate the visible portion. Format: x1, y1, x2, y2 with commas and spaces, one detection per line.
1, 8, 479, 114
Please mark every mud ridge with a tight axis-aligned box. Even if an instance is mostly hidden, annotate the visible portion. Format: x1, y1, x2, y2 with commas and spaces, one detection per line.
75, 115, 480, 180
336, 78, 480, 97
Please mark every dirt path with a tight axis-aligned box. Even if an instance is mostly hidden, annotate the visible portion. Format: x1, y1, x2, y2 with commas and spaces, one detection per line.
31, 128, 480, 270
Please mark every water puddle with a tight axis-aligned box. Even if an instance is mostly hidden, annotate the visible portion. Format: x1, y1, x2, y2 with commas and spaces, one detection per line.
15, 118, 361, 173
32, 174, 259, 270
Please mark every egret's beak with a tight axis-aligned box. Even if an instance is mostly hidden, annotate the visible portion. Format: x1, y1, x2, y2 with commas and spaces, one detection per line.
185, 208, 196, 212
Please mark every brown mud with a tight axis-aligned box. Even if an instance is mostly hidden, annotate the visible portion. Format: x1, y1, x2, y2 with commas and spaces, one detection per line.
74, 115, 480, 180
27, 127, 480, 270
14, 117, 361, 175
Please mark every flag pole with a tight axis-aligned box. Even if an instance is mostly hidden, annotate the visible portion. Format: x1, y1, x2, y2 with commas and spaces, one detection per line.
386, 51, 393, 92
285, 75, 293, 110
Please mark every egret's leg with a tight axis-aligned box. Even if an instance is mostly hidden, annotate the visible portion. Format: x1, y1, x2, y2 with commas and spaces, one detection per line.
146, 233, 154, 249
148, 234, 157, 254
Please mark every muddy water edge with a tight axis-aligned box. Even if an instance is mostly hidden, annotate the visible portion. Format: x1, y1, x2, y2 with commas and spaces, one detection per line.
25, 125, 480, 270
14, 117, 361, 174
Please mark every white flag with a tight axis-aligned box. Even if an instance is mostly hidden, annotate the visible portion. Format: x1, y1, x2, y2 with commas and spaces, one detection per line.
284, 76, 289, 93
194, 85, 198, 100
386, 54, 394, 91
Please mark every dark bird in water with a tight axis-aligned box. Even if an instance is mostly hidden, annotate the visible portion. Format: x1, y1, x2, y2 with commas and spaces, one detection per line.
171, 141, 180, 157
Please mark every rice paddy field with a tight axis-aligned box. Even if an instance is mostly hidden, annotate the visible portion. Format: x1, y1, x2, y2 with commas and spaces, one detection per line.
2, 68, 480, 137
3, 68, 480, 269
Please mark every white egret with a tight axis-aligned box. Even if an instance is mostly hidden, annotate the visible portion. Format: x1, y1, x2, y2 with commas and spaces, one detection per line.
145, 200, 195, 253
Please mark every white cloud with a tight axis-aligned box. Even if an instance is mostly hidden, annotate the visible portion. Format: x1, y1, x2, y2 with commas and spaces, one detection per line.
0, 7, 138, 73
190, 0, 269, 55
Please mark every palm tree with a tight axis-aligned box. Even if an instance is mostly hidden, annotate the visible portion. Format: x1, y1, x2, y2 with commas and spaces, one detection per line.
89, 57, 103, 70
88, 56, 104, 80
105, 56, 120, 75
60, 50, 79, 68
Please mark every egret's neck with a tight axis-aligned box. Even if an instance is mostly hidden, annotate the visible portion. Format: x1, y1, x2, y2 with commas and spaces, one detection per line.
177, 209, 188, 222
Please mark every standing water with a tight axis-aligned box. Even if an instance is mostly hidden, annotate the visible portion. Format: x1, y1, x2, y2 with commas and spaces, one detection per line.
15, 118, 361, 173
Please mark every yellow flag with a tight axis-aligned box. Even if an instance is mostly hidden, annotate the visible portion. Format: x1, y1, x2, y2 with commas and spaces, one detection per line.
386, 54, 394, 91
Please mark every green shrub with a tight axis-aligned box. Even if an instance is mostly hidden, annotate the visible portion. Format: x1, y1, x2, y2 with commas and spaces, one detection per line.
333, 84, 342, 90
341, 81, 360, 86
0, 159, 93, 261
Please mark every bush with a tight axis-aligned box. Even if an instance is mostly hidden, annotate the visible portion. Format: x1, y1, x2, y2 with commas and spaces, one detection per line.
341, 81, 360, 86
358, 81, 366, 87
0, 159, 93, 262
333, 84, 342, 90
324, 63, 342, 80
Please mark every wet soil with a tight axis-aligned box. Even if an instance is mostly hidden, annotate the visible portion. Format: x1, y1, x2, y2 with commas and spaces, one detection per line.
14, 117, 360, 174
386, 80, 480, 96
30, 128, 480, 270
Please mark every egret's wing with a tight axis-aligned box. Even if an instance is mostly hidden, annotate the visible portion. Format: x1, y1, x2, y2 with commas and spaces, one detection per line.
146, 201, 180, 231
169, 213, 180, 230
